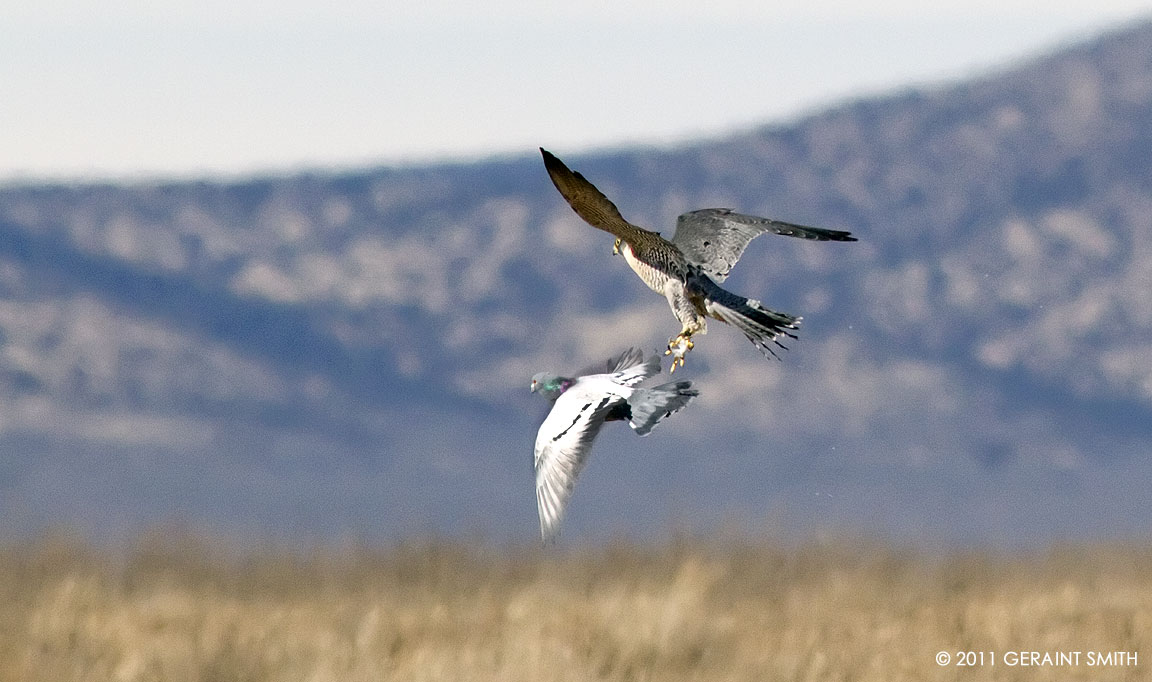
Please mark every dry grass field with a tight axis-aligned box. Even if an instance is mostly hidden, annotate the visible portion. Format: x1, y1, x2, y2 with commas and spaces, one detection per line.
0, 533, 1147, 682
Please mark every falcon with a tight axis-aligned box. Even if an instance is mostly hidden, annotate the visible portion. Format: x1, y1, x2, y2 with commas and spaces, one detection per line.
540, 148, 856, 370
531, 347, 698, 542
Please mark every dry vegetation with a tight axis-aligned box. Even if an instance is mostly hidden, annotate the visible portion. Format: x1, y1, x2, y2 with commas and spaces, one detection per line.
1, 533, 1148, 682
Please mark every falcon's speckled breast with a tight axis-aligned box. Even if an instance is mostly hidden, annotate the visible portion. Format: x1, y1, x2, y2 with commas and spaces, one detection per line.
620, 242, 674, 294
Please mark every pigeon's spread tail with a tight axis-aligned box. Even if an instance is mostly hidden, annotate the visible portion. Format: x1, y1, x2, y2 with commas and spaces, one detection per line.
628, 381, 698, 436
694, 275, 801, 360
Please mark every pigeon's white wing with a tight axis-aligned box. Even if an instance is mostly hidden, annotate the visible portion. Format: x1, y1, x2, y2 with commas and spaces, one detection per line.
533, 382, 624, 542
576, 347, 642, 382
575, 347, 660, 389
606, 348, 661, 387
672, 208, 856, 282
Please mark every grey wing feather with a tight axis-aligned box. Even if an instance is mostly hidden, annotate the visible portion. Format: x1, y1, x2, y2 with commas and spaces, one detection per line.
574, 347, 660, 387
627, 380, 698, 436
534, 391, 618, 542
608, 349, 661, 387
575, 347, 645, 381
672, 208, 856, 282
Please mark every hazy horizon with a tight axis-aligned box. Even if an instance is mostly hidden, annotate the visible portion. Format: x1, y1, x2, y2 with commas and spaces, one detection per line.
3, 3, 1150, 181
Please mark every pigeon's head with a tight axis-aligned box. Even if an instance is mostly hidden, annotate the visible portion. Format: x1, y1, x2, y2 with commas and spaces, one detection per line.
531, 372, 570, 399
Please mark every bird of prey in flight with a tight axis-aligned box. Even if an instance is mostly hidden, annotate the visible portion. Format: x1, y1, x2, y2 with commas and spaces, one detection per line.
531, 347, 698, 542
540, 148, 856, 370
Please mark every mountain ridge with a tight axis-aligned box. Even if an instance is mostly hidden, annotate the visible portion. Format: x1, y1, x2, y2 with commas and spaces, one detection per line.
2, 19, 1152, 547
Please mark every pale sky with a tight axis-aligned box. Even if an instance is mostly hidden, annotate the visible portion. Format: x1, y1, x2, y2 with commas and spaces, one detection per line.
2, 1, 1149, 181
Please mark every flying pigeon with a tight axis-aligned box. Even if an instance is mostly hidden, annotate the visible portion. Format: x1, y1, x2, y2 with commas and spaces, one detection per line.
531, 347, 698, 542
540, 148, 856, 370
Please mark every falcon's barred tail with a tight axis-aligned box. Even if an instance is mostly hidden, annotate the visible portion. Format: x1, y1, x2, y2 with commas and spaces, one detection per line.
693, 274, 801, 361
627, 380, 699, 436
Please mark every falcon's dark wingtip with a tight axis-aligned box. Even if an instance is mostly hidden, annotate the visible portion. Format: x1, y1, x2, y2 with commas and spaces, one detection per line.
539, 147, 568, 181
539, 148, 598, 202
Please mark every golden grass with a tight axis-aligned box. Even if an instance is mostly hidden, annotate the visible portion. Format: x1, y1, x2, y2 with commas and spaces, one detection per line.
1, 533, 1148, 681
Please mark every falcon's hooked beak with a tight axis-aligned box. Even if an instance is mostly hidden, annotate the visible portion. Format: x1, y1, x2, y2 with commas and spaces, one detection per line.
612, 238, 622, 256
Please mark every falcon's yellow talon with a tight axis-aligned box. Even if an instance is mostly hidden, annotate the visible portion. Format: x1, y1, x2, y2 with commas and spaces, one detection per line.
612, 238, 622, 256
665, 332, 694, 372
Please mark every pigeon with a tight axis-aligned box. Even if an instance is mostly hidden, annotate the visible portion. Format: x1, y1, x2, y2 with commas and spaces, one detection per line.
530, 347, 698, 542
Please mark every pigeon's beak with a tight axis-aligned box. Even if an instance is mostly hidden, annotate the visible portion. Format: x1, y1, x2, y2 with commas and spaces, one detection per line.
530, 380, 538, 392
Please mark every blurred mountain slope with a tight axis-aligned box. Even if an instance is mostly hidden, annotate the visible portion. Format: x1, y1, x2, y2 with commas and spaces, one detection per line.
2, 19, 1152, 547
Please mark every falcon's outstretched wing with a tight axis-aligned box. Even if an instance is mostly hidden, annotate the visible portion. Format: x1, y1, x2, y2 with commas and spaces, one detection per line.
673, 208, 857, 282
540, 148, 656, 245
534, 387, 620, 542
